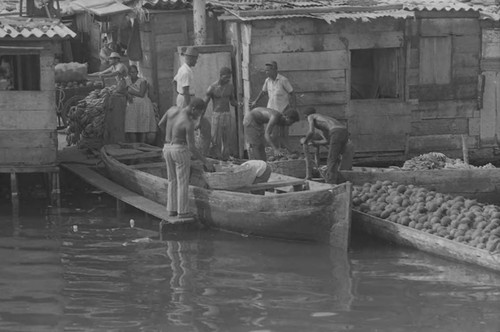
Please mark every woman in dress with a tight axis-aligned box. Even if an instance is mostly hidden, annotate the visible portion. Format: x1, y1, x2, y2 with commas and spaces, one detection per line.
125, 65, 158, 143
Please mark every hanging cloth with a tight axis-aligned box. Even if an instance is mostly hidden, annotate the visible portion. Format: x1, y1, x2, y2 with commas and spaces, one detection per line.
127, 19, 143, 61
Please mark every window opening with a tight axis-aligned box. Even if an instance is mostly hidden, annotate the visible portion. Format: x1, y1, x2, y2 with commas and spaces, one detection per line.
351, 48, 400, 99
0, 54, 41, 91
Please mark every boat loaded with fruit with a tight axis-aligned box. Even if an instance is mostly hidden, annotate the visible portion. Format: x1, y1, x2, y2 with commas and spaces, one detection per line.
335, 150, 500, 272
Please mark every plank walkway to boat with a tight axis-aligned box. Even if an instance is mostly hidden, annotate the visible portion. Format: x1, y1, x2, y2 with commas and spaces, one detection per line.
60, 163, 195, 227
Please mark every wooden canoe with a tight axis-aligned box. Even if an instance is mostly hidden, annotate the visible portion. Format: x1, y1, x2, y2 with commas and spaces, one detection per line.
340, 166, 500, 205
100, 144, 352, 251
352, 210, 500, 272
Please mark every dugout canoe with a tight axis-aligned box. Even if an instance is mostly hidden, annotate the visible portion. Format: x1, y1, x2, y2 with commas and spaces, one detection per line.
339, 166, 500, 205
100, 144, 352, 251
352, 210, 500, 272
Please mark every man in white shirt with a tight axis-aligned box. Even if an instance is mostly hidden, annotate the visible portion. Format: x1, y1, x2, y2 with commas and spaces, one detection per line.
173, 46, 198, 108
250, 61, 296, 146
250, 61, 296, 112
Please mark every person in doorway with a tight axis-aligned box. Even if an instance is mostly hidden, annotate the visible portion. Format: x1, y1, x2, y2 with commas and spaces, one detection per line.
300, 107, 353, 184
204, 67, 240, 160
173, 46, 211, 156
249, 61, 296, 146
125, 65, 157, 144
99, 38, 117, 71
173, 46, 199, 108
158, 98, 215, 218
243, 106, 299, 161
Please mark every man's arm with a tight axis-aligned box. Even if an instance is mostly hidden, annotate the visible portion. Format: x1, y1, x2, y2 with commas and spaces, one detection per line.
301, 116, 316, 145
250, 82, 267, 109
264, 114, 282, 155
229, 85, 239, 108
181, 86, 191, 106
186, 121, 214, 171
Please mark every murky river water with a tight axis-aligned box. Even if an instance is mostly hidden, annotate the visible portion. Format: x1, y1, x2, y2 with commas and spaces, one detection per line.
0, 195, 499, 332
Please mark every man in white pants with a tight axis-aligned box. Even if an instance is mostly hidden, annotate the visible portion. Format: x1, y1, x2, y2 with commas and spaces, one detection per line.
158, 98, 214, 218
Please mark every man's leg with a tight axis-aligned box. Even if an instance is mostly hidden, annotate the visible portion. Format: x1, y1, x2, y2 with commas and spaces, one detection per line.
325, 129, 348, 184
174, 147, 192, 216
163, 145, 177, 216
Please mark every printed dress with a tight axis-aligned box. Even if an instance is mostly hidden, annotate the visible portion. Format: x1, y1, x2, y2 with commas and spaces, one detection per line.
125, 77, 157, 133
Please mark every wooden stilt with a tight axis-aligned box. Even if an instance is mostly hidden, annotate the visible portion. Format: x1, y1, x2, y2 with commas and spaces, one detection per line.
50, 170, 61, 207
10, 172, 19, 218
116, 199, 125, 217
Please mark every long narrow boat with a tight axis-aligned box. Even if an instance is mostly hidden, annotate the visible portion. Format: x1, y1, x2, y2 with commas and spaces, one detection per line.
352, 210, 500, 272
100, 144, 352, 251
339, 166, 500, 205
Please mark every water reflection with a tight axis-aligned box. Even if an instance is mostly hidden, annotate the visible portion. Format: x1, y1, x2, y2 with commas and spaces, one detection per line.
0, 213, 499, 332
160, 231, 354, 331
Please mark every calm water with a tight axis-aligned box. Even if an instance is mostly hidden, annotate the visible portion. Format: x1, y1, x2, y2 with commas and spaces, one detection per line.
0, 198, 499, 332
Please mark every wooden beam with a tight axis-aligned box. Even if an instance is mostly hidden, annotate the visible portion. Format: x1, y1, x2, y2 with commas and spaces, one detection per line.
231, 179, 306, 192
61, 164, 173, 221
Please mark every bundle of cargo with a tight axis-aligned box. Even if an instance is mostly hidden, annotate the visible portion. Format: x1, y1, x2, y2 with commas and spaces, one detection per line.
265, 147, 307, 178
55, 62, 88, 83
66, 87, 114, 150
401, 152, 496, 171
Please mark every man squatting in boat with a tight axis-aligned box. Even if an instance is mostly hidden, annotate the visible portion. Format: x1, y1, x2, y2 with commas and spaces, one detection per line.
243, 106, 300, 161
158, 98, 215, 218
300, 107, 354, 184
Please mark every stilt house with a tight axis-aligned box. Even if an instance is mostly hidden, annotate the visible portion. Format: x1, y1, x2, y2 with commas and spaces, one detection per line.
0, 14, 75, 211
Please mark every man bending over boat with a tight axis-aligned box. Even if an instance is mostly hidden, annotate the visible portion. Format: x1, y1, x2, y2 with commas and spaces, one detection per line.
158, 98, 215, 218
300, 107, 353, 184
243, 106, 300, 161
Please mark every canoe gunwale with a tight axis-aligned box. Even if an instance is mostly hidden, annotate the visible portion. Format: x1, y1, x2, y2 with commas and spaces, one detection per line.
353, 210, 500, 272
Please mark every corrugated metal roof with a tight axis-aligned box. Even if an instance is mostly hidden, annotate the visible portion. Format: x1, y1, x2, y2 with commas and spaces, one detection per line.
210, 0, 500, 21
0, 17, 76, 39
316, 9, 414, 23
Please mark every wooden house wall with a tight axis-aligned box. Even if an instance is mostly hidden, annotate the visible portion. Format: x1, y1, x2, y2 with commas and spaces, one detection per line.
236, 13, 486, 159
0, 40, 58, 165
243, 17, 409, 151
478, 20, 500, 153
138, 10, 223, 113
407, 12, 481, 158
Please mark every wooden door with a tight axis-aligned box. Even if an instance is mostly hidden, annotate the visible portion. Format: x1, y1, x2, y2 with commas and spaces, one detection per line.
173, 45, 238, 155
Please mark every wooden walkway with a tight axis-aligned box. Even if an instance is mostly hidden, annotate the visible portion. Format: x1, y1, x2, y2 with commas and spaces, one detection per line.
62, 163, 171, 220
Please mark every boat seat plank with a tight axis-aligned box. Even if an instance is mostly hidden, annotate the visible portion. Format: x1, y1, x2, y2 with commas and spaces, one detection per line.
112, 151, 162, 161
61, 163, 171, 221
231, 179, 306, 192
129, 162, 166, 169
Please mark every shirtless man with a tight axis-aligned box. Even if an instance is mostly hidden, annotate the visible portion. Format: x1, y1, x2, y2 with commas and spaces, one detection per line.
243, 106, 299, 161
158, 98, 214, 218
300, 107, 351, 184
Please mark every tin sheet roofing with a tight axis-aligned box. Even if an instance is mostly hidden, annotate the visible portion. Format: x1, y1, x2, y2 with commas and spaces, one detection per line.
0, 17, 76, 39
211, 0, 500, 21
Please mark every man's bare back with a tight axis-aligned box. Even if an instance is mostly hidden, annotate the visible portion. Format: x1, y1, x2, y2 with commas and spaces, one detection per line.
308, 113, 346, 138
163, 106, 192, 144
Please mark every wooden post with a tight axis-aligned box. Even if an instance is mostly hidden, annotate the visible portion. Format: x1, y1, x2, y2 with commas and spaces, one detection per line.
10, 172, 19, 218
193, 0, 206, 46
303, 143, 312, 180
461, 134, 469, 166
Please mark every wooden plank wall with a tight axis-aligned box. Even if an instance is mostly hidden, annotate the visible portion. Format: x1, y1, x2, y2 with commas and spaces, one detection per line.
0, 41, 58, 165
408, 13, 481, 158
246, 18, 405, 152
479, 25, 500, 148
